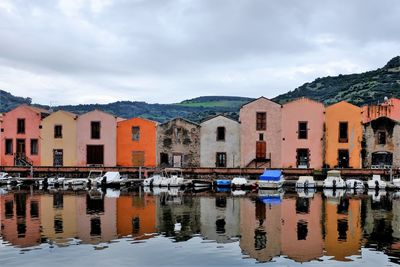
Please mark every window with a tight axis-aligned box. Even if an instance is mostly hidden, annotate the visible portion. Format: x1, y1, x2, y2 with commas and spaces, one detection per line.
298, 122, 308, 139
339, 122, 348, 143
377, 131, 386, 145
259, 133, 264, 141
30, 139, 38, 155
17, 118, 25, 134
91, 121, 101, 139
256, 112, 266, 130
160, 153, 169, 166
5, 139, 13, 154
132, 126, 140, 141
54, 125, 62, 138
216, 152, 227, 167
217, 127, 225, 141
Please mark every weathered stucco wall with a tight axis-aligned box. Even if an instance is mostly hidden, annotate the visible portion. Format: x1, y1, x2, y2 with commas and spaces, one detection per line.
157, 118, 200, 168
76, 110, 117, 167
40, 110, 78, 166
239, 97, 282, 168
281, 98, 324, 169
362, 98, 400, 123
325, 101, 363, 168
200, 115, 240, 168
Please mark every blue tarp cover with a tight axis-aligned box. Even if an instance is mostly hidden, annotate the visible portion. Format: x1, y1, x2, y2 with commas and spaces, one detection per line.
259, 170, 282, 181
259, 196, 282, 204
216, 180, 231, 186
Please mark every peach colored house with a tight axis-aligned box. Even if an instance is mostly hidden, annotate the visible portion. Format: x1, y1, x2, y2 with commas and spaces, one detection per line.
76, 192, 117, 244
40, 110, 78, 166
239, 198, 281, 262
1, 105, 49, 166
117, 117, 157, 167
325, 101, 363, 168
0, 192, 41, 248
240, 97, 282, 168
281, 193, 323, 262
77, 110, 117, 166
281, 98, 324, 169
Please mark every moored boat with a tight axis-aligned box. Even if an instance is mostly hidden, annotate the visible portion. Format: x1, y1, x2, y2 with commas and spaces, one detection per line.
258, 169, 284, 189
296, 176, 316, 188
346, 179, 365, 190
323, 170, 346, 189
367, 175, 386, 190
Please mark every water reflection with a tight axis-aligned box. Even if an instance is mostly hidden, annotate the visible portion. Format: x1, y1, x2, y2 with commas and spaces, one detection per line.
1, 187, 400, 265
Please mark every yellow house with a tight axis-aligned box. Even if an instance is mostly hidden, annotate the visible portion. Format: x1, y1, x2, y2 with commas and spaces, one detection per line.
40, 110, 78, 166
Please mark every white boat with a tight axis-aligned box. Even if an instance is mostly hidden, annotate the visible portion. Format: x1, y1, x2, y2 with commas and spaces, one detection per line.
160, 168, 185, 187
258, 170, 284, 189
231, 177, 248, 188
367, 175, 386, 190
0, 172, 11, 184
368, 189, 386, 202
96, 171, 122, 186
296, 176, 316, 188
392, 176, 400, 188
346, 179, 365, 189
323, 170, 346, 189
231, 190, 247, 196
296, 187, 316, 198
47, 177, 66, 187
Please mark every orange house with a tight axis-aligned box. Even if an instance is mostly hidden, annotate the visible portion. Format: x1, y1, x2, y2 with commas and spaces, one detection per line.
325, 101, 363, 168
117, 194, 156, 239
117, 117, 157, 167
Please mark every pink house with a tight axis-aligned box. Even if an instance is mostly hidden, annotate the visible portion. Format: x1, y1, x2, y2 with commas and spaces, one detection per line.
281, 98, 325, 169
76, 110, 117, 166
240, 97, 282, 168
1, 105, 49, 166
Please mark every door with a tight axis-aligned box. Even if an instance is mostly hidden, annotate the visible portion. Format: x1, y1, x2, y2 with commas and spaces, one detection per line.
16, 139, 26, 155
132, 151, 145, 167
296, 149, 309, 168
338, 149, 349, 168
256, 141, 266, 160
173, 154, 182, 168
216, 152, 227, 167
53, 149, 63, 167
87, 145, 104, 165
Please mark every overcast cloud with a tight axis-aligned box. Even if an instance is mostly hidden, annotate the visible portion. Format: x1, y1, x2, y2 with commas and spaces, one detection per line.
0, 0, 399, 105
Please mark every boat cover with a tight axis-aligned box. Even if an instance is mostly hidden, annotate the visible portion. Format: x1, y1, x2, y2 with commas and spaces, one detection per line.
259, 195, 282, 205
259, 170, 282, 181
216, 180, 232, 186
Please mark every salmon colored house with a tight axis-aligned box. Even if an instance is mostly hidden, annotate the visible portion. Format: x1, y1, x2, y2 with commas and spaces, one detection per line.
1, 105, 49, 166
362, 97, 400, 123
40, 110, 78, 166
117, 117, 157, 167
240, 97, 282, 168
117, 194, 156, 239
324, 197, 362, 261
0, 192, 41, 248
281, 98, 324, 169
281, 193, 323, 262
325, 101, 363, 168
77, 110, 117, 166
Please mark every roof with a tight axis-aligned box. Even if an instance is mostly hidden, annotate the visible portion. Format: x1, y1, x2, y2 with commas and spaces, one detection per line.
364, 115, 400, 125
117, 116, 158, 125
326, 100, 360, 110
240, 96, 282, 109
200, 114, 239, 124
79, 109, 118, 119
159, 117, 200, 127
282, 97, 324, 107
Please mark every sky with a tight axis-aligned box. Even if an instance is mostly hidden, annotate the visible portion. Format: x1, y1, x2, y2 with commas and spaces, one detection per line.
0, 0, 399, 105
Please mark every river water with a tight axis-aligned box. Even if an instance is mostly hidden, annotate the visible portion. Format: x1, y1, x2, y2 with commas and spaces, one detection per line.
0, 187, 399, 266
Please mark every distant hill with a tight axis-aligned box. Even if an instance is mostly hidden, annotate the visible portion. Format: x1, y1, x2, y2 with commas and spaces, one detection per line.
0, 91, 252, 122
273, 56, 400, 106
2, 56, 400, 121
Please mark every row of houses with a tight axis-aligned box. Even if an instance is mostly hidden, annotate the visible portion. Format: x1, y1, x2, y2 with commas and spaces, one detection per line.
0, 96, 400, 169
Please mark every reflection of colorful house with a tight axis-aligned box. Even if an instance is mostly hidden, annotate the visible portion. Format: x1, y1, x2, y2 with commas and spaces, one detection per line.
281, 98, 324, 169
1, 105, 49, 166
0, 192, 41, 247
200, 196, 240, 243
76, 192, 117, 244
324, 197, 362, 261
325, 101, 363, 168
40, 193, 78, 245
239, 97, 282, 168
77, 110, 117, 167
117, 118, 157, 167
239, 198, 281, 262
0, 114, 2, 165
117, 194, 156, 239
281, 193, 323, 262
40, 110, 78, 166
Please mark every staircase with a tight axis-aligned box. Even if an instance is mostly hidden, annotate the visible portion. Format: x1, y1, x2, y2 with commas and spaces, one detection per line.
14, 153, 33, 167
246, 154, 271, 168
